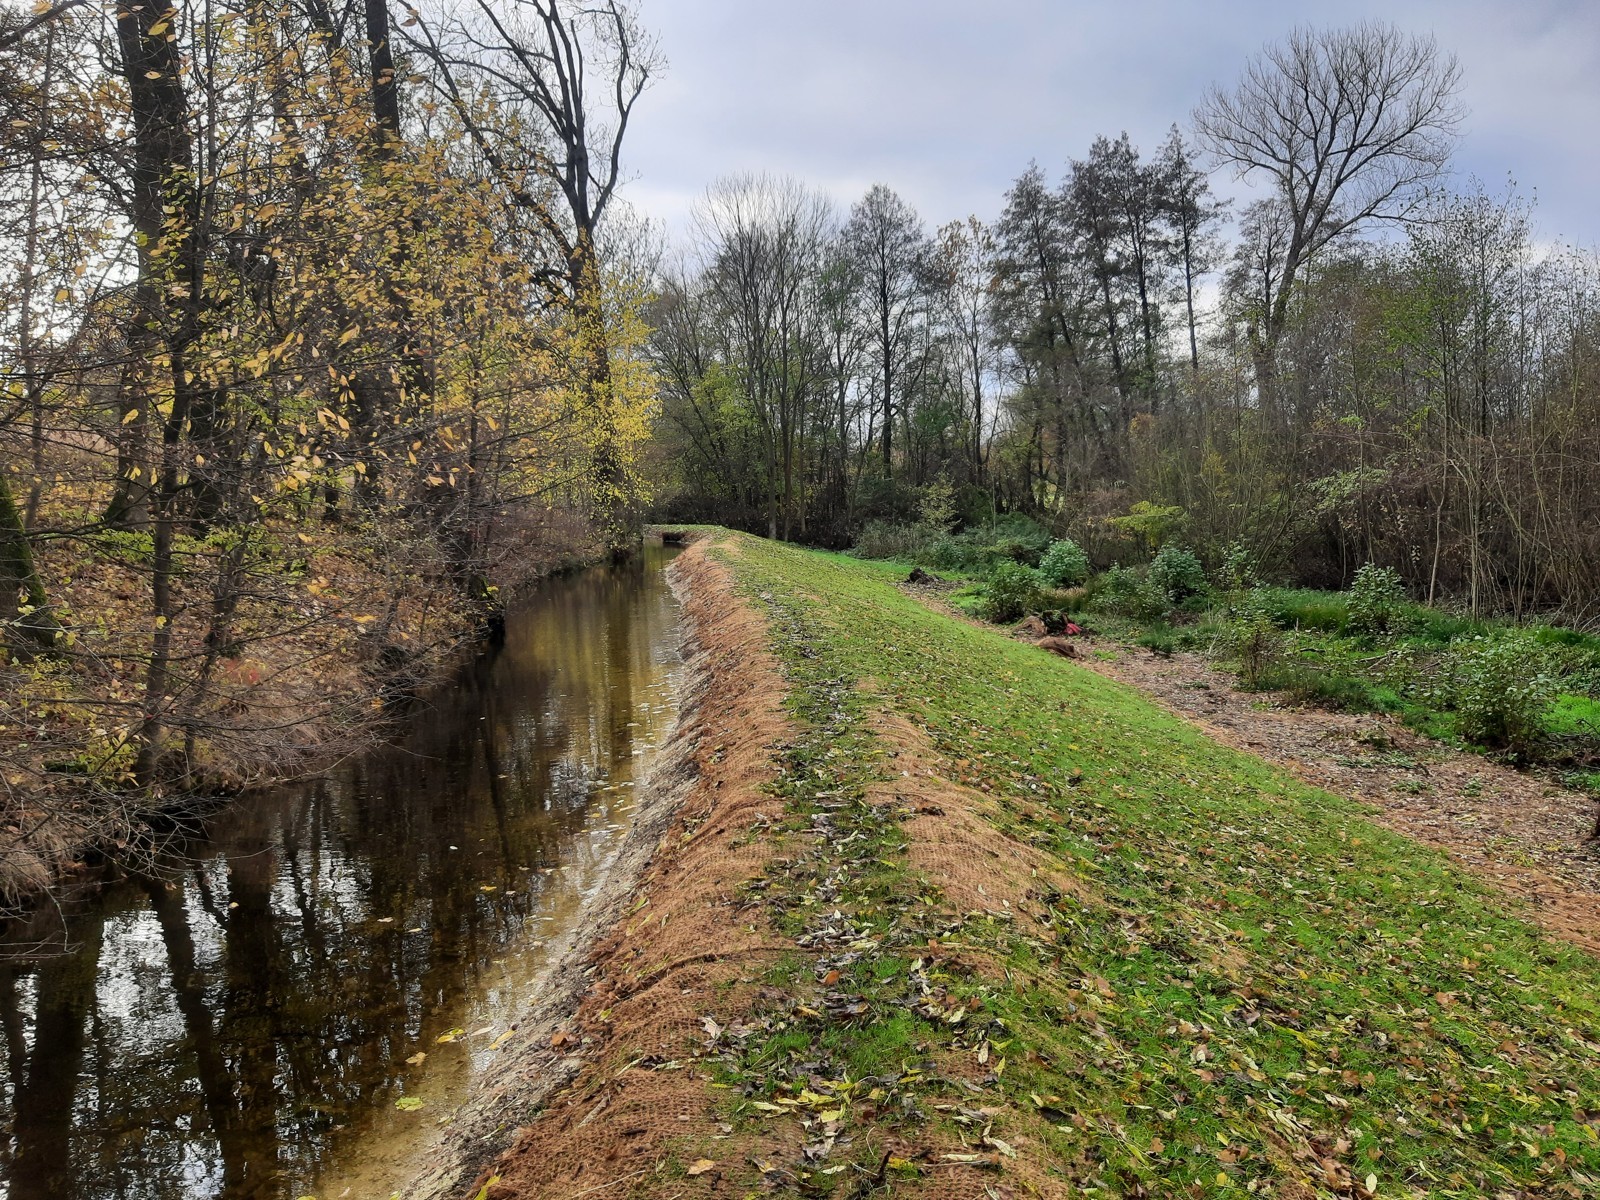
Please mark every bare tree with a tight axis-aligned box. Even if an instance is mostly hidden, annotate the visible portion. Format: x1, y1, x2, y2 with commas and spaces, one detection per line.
1154, 126, 1226, 373
694, 174, 833, 540
403, 0, 661, 553
931, 216, 997, 484
842, 184, 929, 477
1196, 22, 1464, 398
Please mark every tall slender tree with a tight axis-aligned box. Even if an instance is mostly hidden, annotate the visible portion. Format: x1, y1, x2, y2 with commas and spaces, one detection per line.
842, 184, 929, 478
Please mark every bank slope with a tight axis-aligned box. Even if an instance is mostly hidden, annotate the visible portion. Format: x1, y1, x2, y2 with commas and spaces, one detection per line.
486, 531, 1600, 1200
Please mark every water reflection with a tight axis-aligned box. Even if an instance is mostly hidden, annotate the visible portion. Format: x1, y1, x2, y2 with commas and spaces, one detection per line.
0, 545, 683, 1200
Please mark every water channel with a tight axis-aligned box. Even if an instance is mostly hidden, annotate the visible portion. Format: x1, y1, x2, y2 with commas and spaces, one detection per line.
0, 544, 684, 1200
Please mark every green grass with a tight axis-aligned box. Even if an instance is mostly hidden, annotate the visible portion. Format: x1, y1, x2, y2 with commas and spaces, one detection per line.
707, 531, 1600, 1199
1547, 694, 1600, 738
1072, 579, 1600, 758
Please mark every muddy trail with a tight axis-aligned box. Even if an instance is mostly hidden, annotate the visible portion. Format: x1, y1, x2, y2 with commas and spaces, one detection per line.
465, 533, 1600, 1200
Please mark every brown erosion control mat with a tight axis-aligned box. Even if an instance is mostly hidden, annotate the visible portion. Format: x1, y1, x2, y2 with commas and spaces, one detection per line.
467, 540, 800, 1197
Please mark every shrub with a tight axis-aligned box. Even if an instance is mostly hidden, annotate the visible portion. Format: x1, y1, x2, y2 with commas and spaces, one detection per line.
1038, 538, 1091, 588
1347, 563, 1412, 640
925, 535, 978, 573
923, 514, 1052, 573
982, 560, 1043, 623
1107, 501, 1187, 551
1226, 592, 1285, 689
1092, 565, 1170, 621
854, 520, 937, 561
918, 477, 959, 532
1149, 544, 1207, 604
1215, 540, 1258, 597
1442, 633, 1559, 753
983, 514, 1053, 566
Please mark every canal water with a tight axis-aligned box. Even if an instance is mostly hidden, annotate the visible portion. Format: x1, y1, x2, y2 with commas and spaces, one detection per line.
0, 544, 684, 1200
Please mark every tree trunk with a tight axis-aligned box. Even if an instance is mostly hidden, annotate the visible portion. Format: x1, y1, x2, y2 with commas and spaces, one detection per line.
0, 467, 60, 657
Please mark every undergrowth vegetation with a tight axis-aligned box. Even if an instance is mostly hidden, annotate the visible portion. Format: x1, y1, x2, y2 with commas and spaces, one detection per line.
852, 515, 1600, 767
708, 532, 1600, 1198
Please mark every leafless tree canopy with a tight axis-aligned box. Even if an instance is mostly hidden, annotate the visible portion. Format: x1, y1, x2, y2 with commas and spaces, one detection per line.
1196, 22, 1464, 345
403, 0, 661, 263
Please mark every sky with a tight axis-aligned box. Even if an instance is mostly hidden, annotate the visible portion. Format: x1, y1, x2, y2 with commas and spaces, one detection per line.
619, 0, 1600, 250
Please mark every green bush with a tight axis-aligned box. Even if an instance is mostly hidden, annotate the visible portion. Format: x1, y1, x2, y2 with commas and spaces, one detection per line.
1226, 592, 1285, 689
1442, 633, 1559, 753
1348, 563, 1412, 640
984, 514, 1053, 566
1091, 565, 1170, 621
1149, 544, 1207, 604
1107, 501, 1187, 550
924, 514, 1052, 573
917, 478, 959, 532
1215, 540, 1259, 597
1038, 538, 1091, 588
854, 520, 938, 561
982, 560, 1044, 623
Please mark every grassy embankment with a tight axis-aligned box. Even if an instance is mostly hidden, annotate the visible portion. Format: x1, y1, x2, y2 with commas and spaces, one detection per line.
858, 518, 1600, 777
689, 531, 1600, 1197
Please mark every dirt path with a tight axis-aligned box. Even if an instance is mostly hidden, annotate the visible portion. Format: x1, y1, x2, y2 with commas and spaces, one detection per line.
1084, 644, 1600, 954
902, 577, 1600, 958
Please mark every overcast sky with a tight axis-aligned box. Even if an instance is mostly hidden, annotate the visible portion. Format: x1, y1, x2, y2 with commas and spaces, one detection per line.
620, 0, 1600, 249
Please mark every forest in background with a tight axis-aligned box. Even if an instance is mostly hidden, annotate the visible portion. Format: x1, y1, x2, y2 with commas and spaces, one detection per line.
649, 24, 1600, 625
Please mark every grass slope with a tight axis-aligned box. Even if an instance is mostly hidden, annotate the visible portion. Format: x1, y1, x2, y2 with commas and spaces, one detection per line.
709, 532, 1600, 1199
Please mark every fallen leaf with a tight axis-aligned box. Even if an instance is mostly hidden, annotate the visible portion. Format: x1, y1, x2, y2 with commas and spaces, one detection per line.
685, 1159, 716, 1177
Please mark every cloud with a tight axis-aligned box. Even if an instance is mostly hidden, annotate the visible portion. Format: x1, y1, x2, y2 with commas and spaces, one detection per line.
621, 0, 1600, 247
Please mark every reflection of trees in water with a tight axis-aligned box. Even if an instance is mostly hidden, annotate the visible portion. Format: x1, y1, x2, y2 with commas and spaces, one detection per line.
5, 918, 100, 1196
0, 550, 682, 1199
